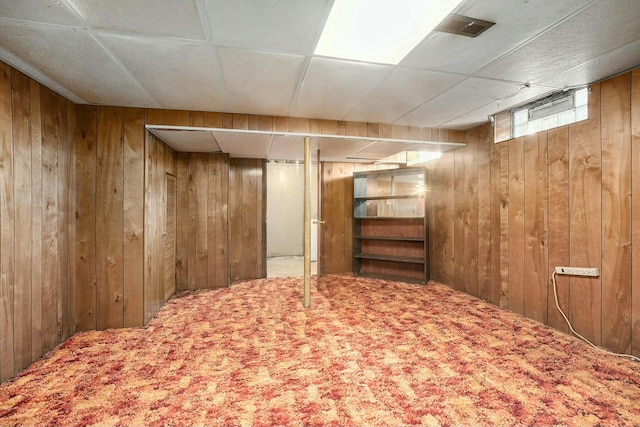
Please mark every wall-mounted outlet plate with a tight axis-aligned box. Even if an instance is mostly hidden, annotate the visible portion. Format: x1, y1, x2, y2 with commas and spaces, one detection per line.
554, 266, 600, 277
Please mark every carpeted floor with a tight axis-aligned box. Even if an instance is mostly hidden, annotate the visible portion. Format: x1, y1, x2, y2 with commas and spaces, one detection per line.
0, 275, 639, 426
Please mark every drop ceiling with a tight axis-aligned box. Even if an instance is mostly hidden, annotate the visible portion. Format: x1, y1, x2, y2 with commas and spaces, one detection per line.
148, 126, 464, 162
1, 0, 639, 161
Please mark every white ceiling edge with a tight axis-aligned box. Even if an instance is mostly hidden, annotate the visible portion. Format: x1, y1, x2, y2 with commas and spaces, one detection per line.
0, 45, 87, 104
146, 125, 466, 149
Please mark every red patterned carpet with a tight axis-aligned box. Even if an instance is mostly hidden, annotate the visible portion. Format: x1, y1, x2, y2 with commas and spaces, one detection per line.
0, 275, 639, 426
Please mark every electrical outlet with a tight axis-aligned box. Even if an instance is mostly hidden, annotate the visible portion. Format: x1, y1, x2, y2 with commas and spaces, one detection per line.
554, 266, 600, 277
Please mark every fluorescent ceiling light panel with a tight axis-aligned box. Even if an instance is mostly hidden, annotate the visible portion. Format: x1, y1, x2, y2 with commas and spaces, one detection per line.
315, 0, 463, 64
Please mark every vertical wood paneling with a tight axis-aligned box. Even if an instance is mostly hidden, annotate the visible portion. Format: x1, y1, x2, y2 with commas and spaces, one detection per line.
429, 72, 640, 357
453, 145, 465, 292
523, 132, 548, 323
229, 158, 265, 282
568, 83, 602, 345
632, 69, 640, 357
175, 152, 189, 291
477, 124, 492, 302
508, 138, 525, 315
75, 106, 97, 331
440, 153, 456, 285
0, 64, 76, 383
123, 108, 144, 328
464, 128, 479, 296
428, 156, 443, 282
29, 80, 42, 361
489, 134, 501, 305
0, 64, 16, 381
195, 153, 209, 287
56, 95, 71, 342
547, 127, 570, 333
11, 71, 32, 373
187, 153, 197, 290
96, 107, 124, 330
66, 101, 76, 339
498, 141, 510, 309
601, 74, 632, 353
209, 154, 229, 289
40, 87, 58, 352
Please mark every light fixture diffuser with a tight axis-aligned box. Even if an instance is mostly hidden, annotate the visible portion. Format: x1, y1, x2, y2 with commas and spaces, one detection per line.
315, 0, 463, 65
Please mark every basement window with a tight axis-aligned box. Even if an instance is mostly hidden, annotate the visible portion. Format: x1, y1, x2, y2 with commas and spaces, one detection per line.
511, 87, 588, 138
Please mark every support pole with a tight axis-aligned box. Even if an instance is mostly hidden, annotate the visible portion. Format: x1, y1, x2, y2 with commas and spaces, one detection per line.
303, 137, 311, 307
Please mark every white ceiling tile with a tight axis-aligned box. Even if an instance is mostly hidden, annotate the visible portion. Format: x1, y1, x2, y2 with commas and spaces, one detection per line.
0, 0, 86, 26
403, 0, 591, 74
349, 141, 417, 160
441, 85, 552, 129
290, 57, 393, 120
151, 129, 221, 152
214, 132, 272, 158
202, 0, 332, 54
217, 48, 306, 116
268, 135, 307, 161
100, 34, 224, 111
475, 0, 640, 84
315, 137, 375, 162
344, 68, 464, 123
537, 39, 640, 89
0, 20, 158, 106
67, 0, 205, 40
395, 77, 526, 127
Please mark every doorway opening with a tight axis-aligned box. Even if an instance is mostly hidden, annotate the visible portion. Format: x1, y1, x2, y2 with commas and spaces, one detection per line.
266, 160, 318, 278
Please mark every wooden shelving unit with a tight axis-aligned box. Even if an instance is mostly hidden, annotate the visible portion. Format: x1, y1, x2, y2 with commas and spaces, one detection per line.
353, 167, 429, 284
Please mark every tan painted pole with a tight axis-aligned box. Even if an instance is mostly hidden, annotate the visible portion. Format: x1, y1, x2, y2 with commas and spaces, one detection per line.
303, 136, 311, 307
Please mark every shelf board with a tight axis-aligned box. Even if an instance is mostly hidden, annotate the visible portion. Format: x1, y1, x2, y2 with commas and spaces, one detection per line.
354, 216, 424, 220
354, 253, 425, 264
355, 272, 426, 284
354, 195, 424, 200
355, 235, 424, 242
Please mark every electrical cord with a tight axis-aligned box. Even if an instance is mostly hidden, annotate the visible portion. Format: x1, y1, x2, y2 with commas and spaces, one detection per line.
551, 270, 640, 363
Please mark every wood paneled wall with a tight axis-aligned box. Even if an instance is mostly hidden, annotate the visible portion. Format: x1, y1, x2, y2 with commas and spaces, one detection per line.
229, 158, 266, 282
0, 65, 76, 382
75, 106, 177, 330
430, 69, 640, 357
175, 152, 229, 290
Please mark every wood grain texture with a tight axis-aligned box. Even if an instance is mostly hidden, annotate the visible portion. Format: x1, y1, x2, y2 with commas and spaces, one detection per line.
40, 87, 59, 352
175, 153, 189, 291
96, 107, 124, 330
229, 159, 265, 282
601, 74, 632, 353
523, 132, 547, 324
464, 128, 479, 297
74, 105, 97, 332
195, 153, 209, 288
56, 95, 71, 343
0, 66, 76, 382
29, 80, 42, 362
488, 135, 501, 306
187, 153, 197, 290
547, 127, 570, 333
123, 108, 145, 328
632, 69, 640, 357
453, 143, 465, 292
508, 138, 525, 315
498, 142, 510, 310
477, 124, 492, 302
0, 63, 15, 381
11, 71, 33, 373
568, 83, 602, 345
210, 154, 229, 288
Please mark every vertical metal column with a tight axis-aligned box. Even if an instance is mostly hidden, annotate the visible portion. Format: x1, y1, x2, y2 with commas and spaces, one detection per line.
303, 137, 311, 307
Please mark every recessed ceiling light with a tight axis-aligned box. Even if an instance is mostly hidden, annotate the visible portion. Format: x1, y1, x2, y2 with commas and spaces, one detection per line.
314, 0, 463, 65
